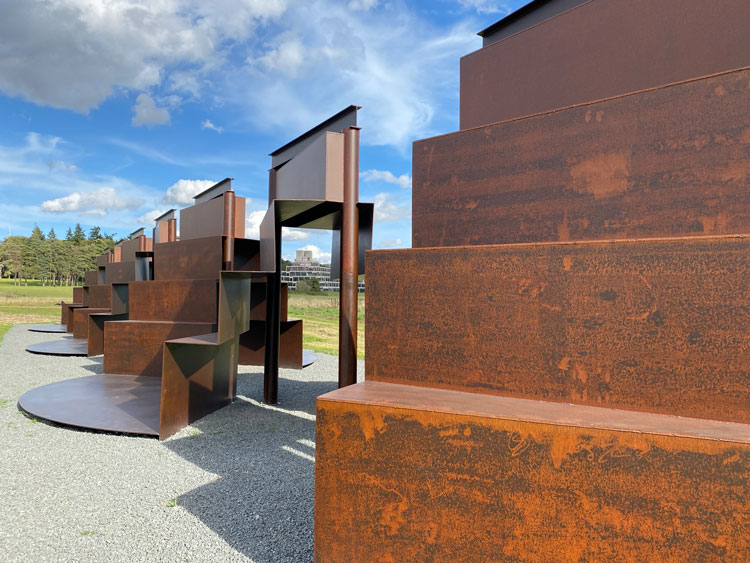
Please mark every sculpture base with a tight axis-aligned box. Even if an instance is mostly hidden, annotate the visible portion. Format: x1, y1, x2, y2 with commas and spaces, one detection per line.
27, 324, 68, 334
302, 350, 317, 368
18, 375, 160, 436
26, 337, 88, 356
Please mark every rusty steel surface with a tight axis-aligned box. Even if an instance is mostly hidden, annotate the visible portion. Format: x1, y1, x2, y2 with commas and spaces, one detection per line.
104, 261, 138, 284
338, 127, 359, 388
315, 381, 750, 562
72, 307, 109, 339
414, 68, 750, 248
84, 270, 99, 286
85, 285, 112, 309
18, 375, 161, 436
240, 319, 304, 368
460, 0, 750, 129
87, 312, 127, 356
103, 320, 215, 378
179, 192, 245, 240
63, 304, 85, 331
128, 279, 218, 323
153, 236, 224, 280
366, 236, 750, 424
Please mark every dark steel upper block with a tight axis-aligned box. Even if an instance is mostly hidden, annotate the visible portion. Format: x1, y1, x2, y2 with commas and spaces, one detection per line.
461, 0, 750, 129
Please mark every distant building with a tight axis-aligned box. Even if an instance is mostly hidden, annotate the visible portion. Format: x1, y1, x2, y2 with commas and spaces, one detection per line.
282, 249, 364, 293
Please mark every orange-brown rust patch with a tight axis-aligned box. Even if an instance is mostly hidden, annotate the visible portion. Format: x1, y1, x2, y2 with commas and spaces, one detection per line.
569, 152, 631, 199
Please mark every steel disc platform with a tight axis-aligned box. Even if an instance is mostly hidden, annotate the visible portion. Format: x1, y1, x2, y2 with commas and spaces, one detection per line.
28, 324, 68, 334
302, 350, 318, 368
18, 375, 161, 436
26, 337, 88, 356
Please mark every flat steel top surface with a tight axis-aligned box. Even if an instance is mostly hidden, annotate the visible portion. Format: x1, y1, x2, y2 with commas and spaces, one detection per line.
26, 337, 88, 357
18, 375, 161, 436
320, 381, 750, 444
27, 324, 68, 334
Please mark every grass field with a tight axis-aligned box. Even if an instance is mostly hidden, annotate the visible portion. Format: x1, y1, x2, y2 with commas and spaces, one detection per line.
0, 279, 364, 357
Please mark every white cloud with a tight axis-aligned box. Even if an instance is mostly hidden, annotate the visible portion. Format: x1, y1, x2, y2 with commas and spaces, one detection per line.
299, 244, 332, 264
361, 169, 411, 189
162, 179, 216, 205
137, 209, 167, 224
201, 119, 224, 133
348, 0, 379, 10
374, 191, 410, 223
41, 186, 143, 215
0, 0, 287, 113
282, 227, 310, 241
258, 38, 306, 77
458, 0, 510, 14
378, 237, 403, 248
245, 210, 266, 239
48, 160, 78, 172
132, 93, 171, 128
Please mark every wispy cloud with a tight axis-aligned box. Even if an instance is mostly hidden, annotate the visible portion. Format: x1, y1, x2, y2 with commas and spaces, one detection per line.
107, 138, 185, 166
201, 119, 224, 133
361, 169, 411, 189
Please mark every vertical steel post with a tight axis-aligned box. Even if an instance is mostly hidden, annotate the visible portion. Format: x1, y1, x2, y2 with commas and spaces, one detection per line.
168, 218, 177, 242
338, 127, 360, 388
264, 170, 281, 404
222, 191, 236, 271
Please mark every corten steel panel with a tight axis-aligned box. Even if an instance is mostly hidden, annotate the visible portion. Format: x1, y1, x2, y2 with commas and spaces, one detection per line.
180, 194, 246, 240
85, 285, 112, 309
87, 312, 127, 356
315, 381, 750, 562
128, 280, 218, 323
64, 304, 85, 331
103, 320, 215, 378
415, 68, 750, 248
96, 252, 111, 267
233, 238, 261, 272
72, 308, 109, 339
104, 262, 137, 284
275, 132, 344, 202
159, 272, 252, 439
153, 237, 224, 280
366, 236, 750, 424
111, 283, 129, 315
460, 0, 750, 129
250, 282, 288, 322
84, 270, 98, 286
73, 287, 84, 303
239, 320, 303, 368
119, 237, 144, 262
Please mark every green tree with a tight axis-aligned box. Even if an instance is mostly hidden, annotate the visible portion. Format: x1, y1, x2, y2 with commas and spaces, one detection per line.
72, 223, 86, 244
65, 227, 73, 240
30, 224, 45, 241
89, 226, 102, 240
47, 228, 57, 240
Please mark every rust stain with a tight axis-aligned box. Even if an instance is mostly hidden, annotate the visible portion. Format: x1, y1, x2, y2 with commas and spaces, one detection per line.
569, 151, 632, 199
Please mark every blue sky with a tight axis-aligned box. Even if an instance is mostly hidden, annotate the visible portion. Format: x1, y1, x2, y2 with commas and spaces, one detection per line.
0, 0, 524, 263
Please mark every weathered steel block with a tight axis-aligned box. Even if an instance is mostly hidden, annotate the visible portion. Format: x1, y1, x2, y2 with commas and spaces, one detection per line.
153, 237, 224, 280
239, 319, 302, 367
414, 68, 750, 248
461, 0, 750, 129
315, 381, 750, 562
103, 320, 215, 377
128, 279, 218, 323
85, 284, 112, 309
366, 236, 750, 423
72, 307, 109, 340
104, 261, 138, 284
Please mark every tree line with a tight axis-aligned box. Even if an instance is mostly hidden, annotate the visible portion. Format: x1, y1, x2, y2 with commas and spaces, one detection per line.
0, 224, 117, 286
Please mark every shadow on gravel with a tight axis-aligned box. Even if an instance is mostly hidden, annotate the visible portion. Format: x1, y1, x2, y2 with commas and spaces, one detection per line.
164, 369, 337, 562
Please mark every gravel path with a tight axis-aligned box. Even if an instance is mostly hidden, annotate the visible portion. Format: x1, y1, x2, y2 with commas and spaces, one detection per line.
0, 325, 363, 562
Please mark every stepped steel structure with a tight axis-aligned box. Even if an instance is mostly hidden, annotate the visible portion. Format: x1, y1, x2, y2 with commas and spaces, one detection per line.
314, 1, 750, 560
19, 108, 373, 439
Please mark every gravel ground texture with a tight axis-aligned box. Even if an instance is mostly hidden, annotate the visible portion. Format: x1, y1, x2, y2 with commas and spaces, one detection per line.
0, 325, 364, 563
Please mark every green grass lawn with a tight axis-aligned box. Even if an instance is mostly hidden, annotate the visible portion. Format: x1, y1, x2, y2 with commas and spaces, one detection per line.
0, 279, 73, 333
287, 293, 365, 359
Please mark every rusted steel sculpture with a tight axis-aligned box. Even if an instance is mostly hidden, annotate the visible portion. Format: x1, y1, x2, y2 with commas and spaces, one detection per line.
20, 180, 253, 439
259, 106, 373, 403
315, 1, 750, 560
26, 232, 153, 356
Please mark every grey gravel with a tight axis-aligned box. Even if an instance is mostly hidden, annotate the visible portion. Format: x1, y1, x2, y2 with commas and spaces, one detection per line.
0, 325, 364, 562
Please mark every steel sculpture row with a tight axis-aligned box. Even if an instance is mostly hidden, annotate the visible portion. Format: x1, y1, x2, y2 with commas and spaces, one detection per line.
19, 109, 373, 440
